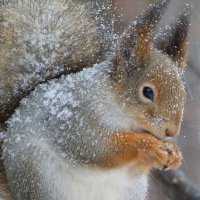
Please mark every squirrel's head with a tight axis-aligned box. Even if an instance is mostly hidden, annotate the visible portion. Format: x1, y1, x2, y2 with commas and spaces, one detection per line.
111, 0, 191, 140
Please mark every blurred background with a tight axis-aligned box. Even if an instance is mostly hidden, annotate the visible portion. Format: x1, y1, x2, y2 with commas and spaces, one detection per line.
112, 0, 200, 199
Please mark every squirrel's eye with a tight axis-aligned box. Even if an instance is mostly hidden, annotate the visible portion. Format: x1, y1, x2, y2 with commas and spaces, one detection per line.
143, 87, 154, 101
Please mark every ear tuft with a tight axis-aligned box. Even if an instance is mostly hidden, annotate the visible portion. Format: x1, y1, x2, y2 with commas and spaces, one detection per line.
117, 0, 171, 69
154, 6, 191, 69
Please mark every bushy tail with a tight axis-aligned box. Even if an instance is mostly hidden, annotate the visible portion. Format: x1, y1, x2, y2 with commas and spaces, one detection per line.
0, 0, 103, 124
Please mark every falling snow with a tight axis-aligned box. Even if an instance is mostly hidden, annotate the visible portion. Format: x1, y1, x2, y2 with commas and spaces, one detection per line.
0, 0, 195, 199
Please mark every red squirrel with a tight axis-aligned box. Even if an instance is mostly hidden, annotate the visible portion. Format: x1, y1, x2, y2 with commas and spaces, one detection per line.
1, 0, 190, 199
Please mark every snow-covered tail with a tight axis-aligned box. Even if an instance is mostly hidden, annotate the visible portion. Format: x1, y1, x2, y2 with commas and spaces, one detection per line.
0, 0, 104, 123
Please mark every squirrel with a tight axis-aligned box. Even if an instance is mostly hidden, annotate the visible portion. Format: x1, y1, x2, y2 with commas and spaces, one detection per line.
1, 0, 191, 199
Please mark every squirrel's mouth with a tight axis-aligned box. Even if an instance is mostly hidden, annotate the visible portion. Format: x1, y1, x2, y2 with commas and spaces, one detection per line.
130, 124, 166, 141
131, 120, 166, 141
146, 130, 162, 140
140, 128, 165, 141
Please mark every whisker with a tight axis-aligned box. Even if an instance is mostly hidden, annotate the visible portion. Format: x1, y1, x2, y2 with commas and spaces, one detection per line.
182, 126, 200, 136
185, 100, 200, 106
183, 74, 194, 100
182, 157, 189, 171
183, 120, 200, 123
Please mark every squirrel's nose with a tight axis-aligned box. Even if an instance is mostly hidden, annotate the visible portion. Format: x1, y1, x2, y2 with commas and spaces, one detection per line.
165, 124, 181, 137
165, 115, 182, 137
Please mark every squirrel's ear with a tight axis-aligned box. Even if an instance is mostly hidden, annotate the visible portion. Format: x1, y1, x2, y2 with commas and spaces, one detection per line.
154, 7, 191, 69
115, 0, 170, 72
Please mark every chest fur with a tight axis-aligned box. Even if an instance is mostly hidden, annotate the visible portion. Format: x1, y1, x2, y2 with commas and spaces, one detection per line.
39, 156, 148, 200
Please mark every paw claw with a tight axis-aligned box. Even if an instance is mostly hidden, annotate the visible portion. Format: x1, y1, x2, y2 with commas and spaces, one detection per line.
138, 137, 182, 170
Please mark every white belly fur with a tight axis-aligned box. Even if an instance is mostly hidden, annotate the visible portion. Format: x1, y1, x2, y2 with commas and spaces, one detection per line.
39, 152, 148, 200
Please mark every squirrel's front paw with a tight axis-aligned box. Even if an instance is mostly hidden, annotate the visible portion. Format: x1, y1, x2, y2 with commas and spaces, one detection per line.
161, 140, 182, 170
138, 136, 182, 170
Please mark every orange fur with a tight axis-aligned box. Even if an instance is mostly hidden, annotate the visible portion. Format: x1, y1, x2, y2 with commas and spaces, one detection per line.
92, 131, 182, 170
